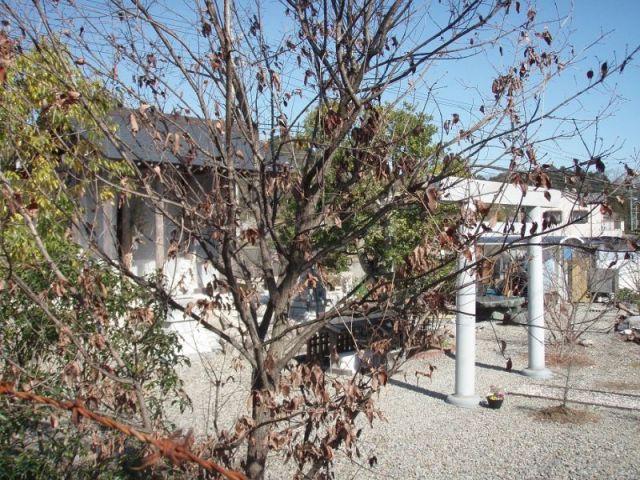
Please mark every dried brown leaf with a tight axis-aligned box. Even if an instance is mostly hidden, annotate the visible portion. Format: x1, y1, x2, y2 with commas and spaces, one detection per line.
536, 30, 552, 46
172, 133, 180, 155
129, 112, 139, 135
475, 199, 491, 216
625, 164, 637, 177
425, 187, 439, 212
139, 103, 151, 116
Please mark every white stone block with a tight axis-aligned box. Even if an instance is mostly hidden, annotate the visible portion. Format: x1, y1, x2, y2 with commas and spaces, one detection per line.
332, 351, 360, 374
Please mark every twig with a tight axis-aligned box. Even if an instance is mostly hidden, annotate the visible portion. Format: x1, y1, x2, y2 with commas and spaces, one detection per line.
0, 383, 247, 480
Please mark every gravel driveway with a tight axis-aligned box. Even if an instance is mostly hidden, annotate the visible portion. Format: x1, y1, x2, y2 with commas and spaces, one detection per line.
171, 305, 640, 479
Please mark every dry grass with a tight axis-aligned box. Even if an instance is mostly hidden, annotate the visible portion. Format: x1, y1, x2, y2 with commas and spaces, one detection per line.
533, 405, 599, 424
545, 350, 595, 368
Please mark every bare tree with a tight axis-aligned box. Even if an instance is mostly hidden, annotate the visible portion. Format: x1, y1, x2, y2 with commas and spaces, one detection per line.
541, 241, 621, 413
2, 1, 640, 478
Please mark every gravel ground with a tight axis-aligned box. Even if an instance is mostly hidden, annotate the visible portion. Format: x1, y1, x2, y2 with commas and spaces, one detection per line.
171, 305, 640, 479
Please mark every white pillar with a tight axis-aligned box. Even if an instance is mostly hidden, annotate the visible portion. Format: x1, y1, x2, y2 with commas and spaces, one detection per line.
523, 206, 552, 379
446, 244, 480, 408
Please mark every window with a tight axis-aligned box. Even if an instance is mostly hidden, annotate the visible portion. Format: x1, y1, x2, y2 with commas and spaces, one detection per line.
543, 210, 562, 226
569, 210, 588, 224
489, 205, 517, 222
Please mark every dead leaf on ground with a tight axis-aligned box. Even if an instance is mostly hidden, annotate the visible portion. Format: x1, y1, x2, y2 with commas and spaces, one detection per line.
533, 405, 598, 425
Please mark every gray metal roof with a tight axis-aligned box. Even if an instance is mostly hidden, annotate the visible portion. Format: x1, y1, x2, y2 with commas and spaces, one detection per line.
98, 108, 257, 170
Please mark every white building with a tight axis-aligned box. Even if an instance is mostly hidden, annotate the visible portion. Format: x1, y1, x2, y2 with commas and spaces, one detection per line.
77, 114, 635, 394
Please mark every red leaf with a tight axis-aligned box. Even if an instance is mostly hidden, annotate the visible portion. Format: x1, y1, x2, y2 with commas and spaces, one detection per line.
172, 133, 180, 155
376, 370, 388, 388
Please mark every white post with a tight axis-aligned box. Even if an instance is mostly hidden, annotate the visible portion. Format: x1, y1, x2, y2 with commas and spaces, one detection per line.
101, 197, 118, 260
446, 242, 480, 408
120, 195, 133, 270
154, 178, 165, 271
523, 206, 552, 379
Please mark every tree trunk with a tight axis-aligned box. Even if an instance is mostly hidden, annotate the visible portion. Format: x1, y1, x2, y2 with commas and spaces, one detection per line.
245, 369, 277, 480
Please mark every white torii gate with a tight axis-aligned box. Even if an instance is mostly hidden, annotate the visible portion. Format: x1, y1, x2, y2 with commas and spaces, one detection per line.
441, 178, 555, 408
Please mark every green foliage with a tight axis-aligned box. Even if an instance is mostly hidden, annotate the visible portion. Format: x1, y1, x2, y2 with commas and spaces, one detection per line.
615, 287, 640, 305
0, 39, 188, 478
0, 409, 144, 480
0, 39, 129, 263
288, 103, 447, 275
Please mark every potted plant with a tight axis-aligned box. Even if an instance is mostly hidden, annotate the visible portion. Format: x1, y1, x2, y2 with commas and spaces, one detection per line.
486, 385, 505, 409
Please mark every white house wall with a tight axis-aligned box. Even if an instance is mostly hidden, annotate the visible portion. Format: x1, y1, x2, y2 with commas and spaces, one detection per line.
75, 184, 119, 259
444, 176, 624, 240
132, 198, 226, 353
79, 188, 227, 354
81, 174, 627, 357
616, 252, 640, 291
441, 177, 562, 206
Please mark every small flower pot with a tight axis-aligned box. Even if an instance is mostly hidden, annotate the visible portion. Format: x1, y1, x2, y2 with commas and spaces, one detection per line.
486, 397, 504, 409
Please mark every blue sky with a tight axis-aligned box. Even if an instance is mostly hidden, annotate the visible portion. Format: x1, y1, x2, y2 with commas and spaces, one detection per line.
24, 0, 640, 177
561, 0, 640, 172
261, 1, 640, 176
386, 1, 640, 177
505, 0, 640, 175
